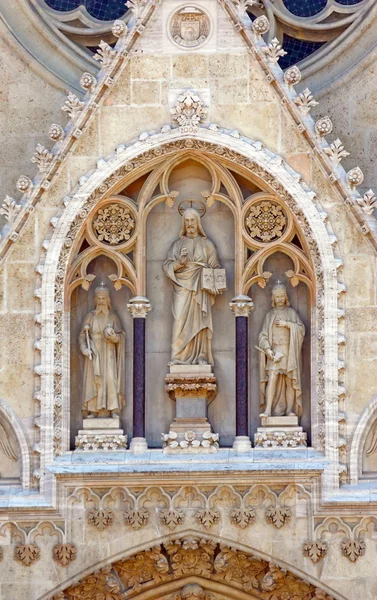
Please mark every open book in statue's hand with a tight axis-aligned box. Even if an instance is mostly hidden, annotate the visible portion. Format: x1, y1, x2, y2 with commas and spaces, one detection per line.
201, 268, 227, 293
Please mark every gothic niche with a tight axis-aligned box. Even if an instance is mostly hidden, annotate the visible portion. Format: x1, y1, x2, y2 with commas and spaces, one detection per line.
243, 194, 314, 446
363, 418, 377, 477
0, 419, 20, 482
67, 197, 137, 449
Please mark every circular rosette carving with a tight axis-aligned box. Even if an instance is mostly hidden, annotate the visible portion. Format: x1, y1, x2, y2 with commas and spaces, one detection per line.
92, 203, 136, 246
245, 200, 287, 244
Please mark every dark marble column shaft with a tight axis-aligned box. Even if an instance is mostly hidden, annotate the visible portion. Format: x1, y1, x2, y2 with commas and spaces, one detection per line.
235, 315, 249, 437
133, 317, 146, 438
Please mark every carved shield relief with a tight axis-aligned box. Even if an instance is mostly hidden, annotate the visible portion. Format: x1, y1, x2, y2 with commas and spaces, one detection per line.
170, 7, 210, 48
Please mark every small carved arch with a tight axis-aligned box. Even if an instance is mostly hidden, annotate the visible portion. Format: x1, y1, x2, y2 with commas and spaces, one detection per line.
0, 398, 31, 489
349, 394, 377, 483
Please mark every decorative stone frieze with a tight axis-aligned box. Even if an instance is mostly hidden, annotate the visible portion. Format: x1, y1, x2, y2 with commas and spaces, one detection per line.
255, 430, 307, 447
162, 430, 219, 451
53, 543, 77, 566
341, 538, 366, 562
75, 432, 127, 451
265, 505, 292, 529
14, 544, 40, 567
261, 38, 287, 63
165, 375, 217, 402
171, 92, 207, 133
0, 196, 21, 223
123, 508, 150, 530
87, 508, 114, 531
303, 541, 328, 563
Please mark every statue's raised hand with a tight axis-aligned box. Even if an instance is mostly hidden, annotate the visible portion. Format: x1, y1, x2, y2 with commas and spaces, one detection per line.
276, 318, 289, 328
179, 246, 188, 265
82, 348, 91, 357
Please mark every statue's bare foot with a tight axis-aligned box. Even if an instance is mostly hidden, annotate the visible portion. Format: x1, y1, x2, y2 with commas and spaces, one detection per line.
168, 360, 179, 366
286, 412, 296, 417
198, 358, 208, 365
110, 411, 119, 419
87, 413, 96, 419
259, 412, 271, 417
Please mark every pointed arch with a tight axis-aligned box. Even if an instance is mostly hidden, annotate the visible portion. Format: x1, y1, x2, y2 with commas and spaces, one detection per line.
349, 394, 377, 484
0, 398, 31, 489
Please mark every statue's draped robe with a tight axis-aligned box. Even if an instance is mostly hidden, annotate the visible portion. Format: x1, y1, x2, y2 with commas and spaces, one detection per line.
79, 310, 125, 414
163, 235, 220, 365
259, 306, 305, 416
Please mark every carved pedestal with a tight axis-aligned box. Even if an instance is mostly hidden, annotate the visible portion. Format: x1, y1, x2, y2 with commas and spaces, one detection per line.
75, 418, 128, 451
163, 365, 219, 453
254, 416, 307, 448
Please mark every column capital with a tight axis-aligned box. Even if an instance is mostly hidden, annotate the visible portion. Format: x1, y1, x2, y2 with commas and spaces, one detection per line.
229, 295, 253, 317
127, 296, 151, 318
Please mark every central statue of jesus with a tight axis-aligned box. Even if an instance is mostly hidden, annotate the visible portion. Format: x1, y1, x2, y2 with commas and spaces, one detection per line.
163, 208, 222, 366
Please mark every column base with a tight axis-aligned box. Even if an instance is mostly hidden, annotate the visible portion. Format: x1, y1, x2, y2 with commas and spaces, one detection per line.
75, 429, 127, 451
129, 437, 148, 454
254, 415, 307, 447
232, 435, 252, 452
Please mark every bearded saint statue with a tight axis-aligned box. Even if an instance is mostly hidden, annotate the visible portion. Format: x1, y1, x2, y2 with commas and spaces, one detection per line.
79, 284, 125, 418
163, 208, 222, 366
258, 281, 305, 418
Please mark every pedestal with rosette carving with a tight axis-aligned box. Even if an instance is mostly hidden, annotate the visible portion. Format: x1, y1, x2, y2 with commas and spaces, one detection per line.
127, 296, 151, 454
163, 365, 219, 454
230, 295, 253, 452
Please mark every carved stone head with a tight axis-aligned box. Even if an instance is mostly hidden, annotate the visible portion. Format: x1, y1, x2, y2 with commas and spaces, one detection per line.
94, 284, 112, 311
271, 280, 290, 308
180, 208, 207, 239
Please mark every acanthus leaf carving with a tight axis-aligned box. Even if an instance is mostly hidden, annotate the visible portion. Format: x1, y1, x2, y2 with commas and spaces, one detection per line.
231, 0, 259, 17
158, 508, 185, 530
126, 0, 148, 21
53, 543, 77, 566
341, 538, 366, 562
31, 143, 54, 173
114, 546, 170, 593
229, 507, 256, 528
195, 509, 220, 529
61, 92, 85, 121
14, 543, 40, 566
94, 40, 118, 69
261, 38, 287, 63
294, 88, 318, 115
165, 537, 216, 578
171, 91, 207, 133
324, 138, 350, 165
123, 508, 150, 530
65, 565, 123, 599
0, 196, 21, 224
357, 189, 377, 216
303, 540, 328, 563
87, 508, 114, 531
265, 505, 292, 529
213, 545, 266, 591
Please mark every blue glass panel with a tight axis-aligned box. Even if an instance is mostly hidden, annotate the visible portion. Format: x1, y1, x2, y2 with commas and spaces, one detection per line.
336, 0, 363, 4
45, 0, 81, 10
44, 0, 127, 20
280, 34, 325, 69
283, 0, 327, 17
85, 0, 126, 20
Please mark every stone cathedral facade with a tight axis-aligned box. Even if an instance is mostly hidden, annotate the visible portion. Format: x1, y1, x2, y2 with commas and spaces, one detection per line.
0, 0, 377, 598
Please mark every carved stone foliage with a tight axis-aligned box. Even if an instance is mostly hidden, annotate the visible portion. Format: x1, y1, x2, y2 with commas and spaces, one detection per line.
303, 541, 328, 563
265, 505, 292, 529
341, 538, 366, 562
75, 432, 127, 451
87, 508, 114, 531
53, 543, 77, 566
170, 7, 210, 49
229, 507, 256, 529
0, 196, 21, 224
162, 430, 219, 451
123, 508, 150, 530
55, 537, 336, 600
159, 509, 185, 530
255, 430, 307, 448
195, 509, 221, 530
14, 543, 40, 566
171, 92, 207, 133
93, 203, 136, 245
245, 200, 287, 243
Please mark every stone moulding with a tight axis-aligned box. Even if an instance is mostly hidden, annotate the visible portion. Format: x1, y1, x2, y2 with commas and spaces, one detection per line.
35, 129, 341, 499
48, 533, 341, 600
